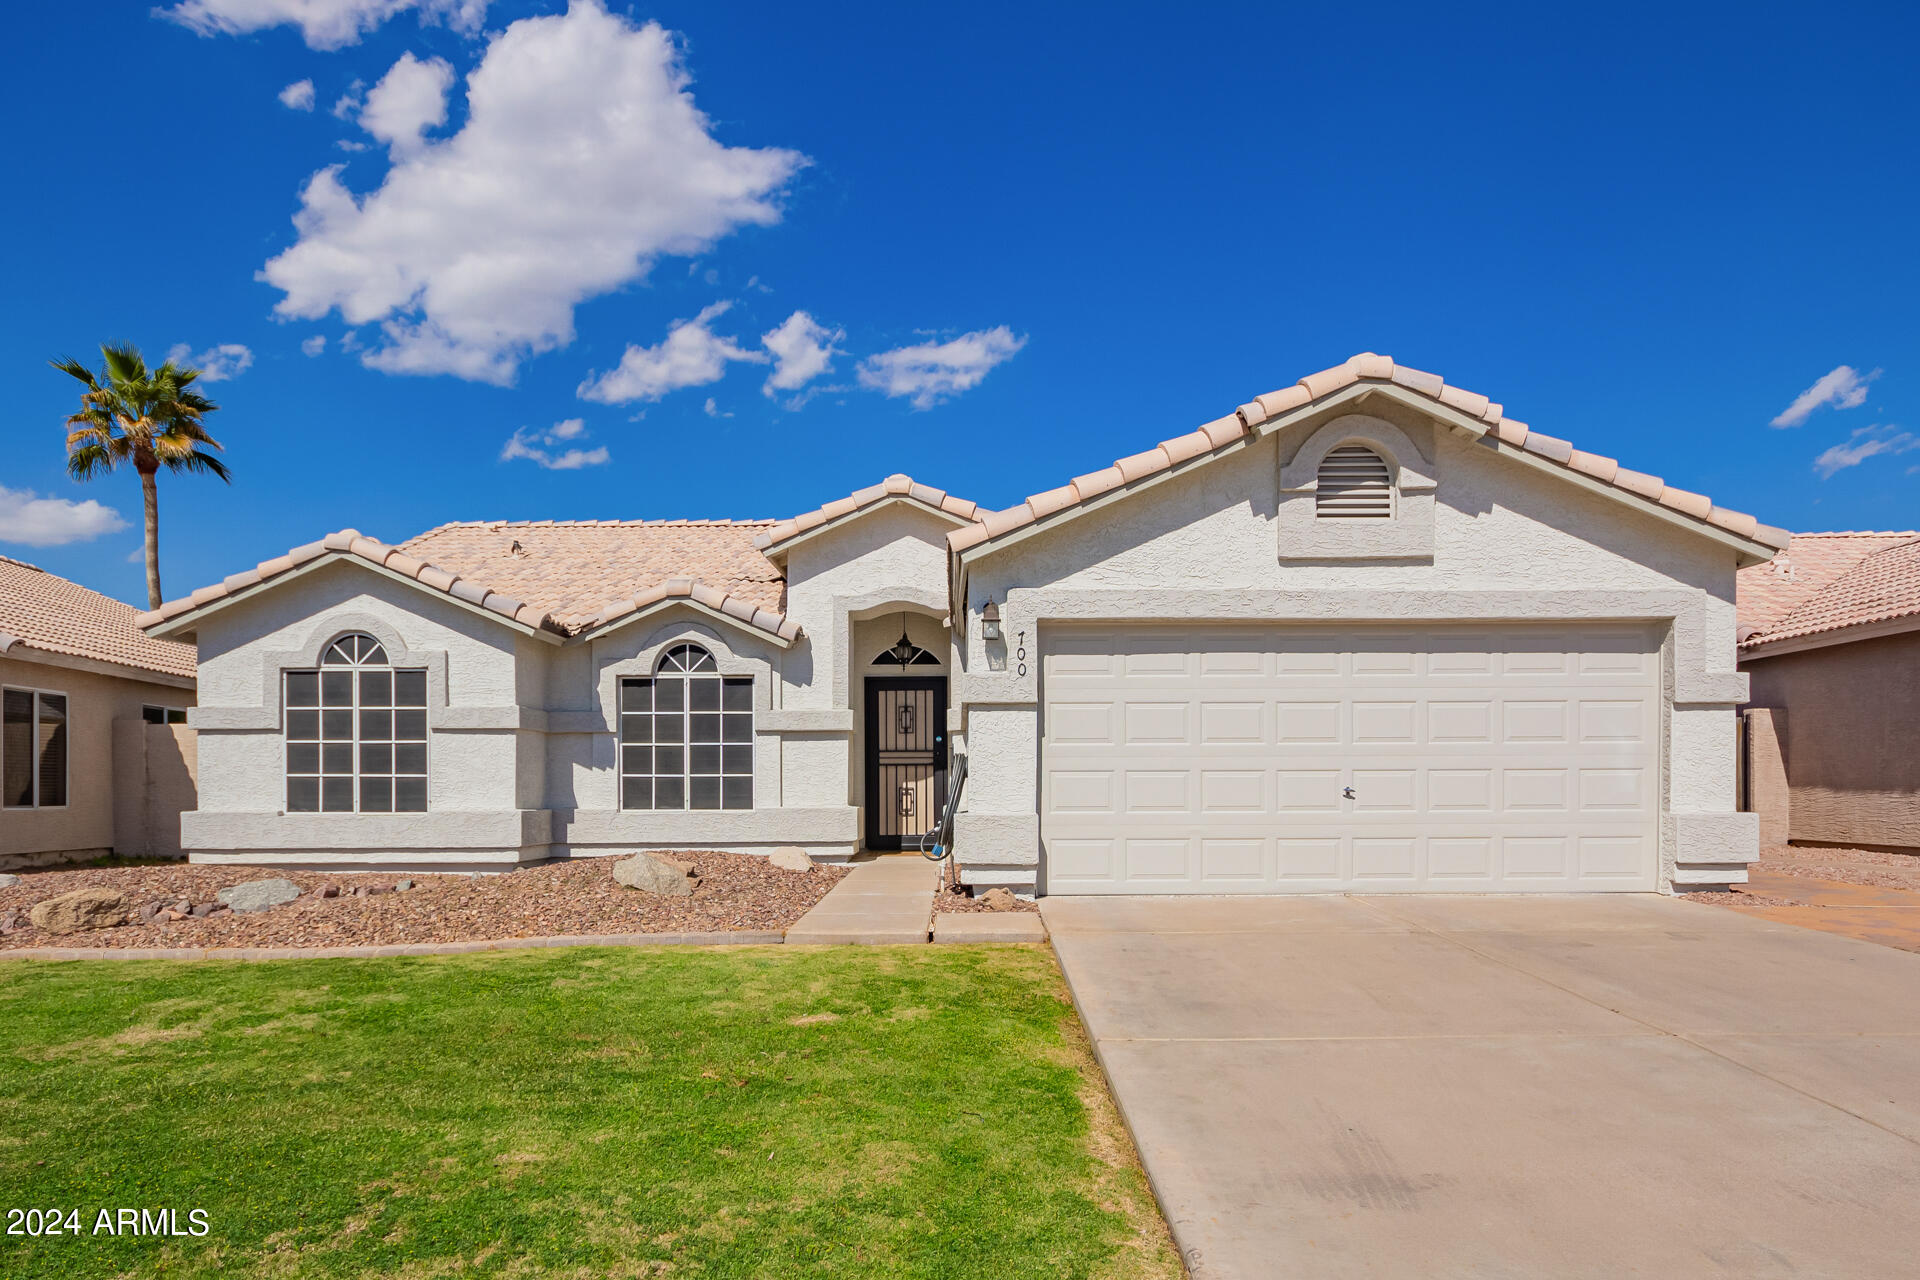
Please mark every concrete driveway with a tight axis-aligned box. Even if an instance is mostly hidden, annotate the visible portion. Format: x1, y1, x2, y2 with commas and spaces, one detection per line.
1042, 894, 1920, 1279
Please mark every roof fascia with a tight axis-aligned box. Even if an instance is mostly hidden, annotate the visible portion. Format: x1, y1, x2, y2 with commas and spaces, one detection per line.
1740, 612, 1920, 660
1477, 437, 1777, 564
762, 495, 975, 564
144, 553, 561, 645
572, 596, 796, 648
956, 433, 1262, 566
0, 643, 197, 690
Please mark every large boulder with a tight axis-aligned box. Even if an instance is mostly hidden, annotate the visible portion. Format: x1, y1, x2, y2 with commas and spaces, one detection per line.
767, 846, 815, 873
216, 878, 302, 914
29, 888, 128, 934
981, 887, 1019, 913
612, 853, 699, 897
0, 873, 21, 888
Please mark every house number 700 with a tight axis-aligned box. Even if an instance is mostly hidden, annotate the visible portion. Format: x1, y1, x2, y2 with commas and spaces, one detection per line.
1015, 630, 1027, 677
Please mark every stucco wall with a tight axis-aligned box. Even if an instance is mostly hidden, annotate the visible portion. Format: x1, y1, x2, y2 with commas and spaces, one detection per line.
955, 413, 1753, 893
1, 652, 195, 868
1745, 630, 1920, 849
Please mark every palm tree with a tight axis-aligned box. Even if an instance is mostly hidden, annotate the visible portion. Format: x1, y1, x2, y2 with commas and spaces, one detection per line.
51, 343, 231, 609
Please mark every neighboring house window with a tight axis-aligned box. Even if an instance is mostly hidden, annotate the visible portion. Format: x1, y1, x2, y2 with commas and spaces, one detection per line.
142, 705, 188, 725
2, 687, 68, 809
1315, 445, 1394, 518
283, 633, 427, 814
619, 644, 752, 810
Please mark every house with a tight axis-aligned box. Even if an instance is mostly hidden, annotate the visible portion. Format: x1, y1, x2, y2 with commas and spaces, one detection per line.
138, 354, 1783, 893
1738, 531, 1920, 851
1, 555, 198, 870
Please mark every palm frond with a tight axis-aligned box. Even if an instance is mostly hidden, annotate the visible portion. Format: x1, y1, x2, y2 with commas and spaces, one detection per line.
48, 356, 100, 389
100, 342, 148, 388
66, 442, 117, 481
161, 448, 233, 483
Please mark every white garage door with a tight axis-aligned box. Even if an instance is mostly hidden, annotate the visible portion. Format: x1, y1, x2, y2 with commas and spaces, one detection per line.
1041, 624, 1660, 893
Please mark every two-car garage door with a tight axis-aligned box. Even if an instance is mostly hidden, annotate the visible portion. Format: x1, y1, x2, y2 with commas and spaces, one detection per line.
1040, 624, 1659, 893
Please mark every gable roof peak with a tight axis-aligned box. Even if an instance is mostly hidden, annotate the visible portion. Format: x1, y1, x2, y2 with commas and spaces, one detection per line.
950, 352, 1791, 558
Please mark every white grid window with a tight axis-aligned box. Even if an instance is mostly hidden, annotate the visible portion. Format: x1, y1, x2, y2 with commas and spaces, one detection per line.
2, 687, 67, 809
620, 644, 752, 810
284, 633, 427, 813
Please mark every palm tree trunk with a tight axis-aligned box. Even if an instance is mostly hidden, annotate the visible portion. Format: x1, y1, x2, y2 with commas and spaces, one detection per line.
140, 467, 162, 609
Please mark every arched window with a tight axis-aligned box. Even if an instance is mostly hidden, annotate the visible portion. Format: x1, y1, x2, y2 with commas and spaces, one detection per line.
871, 642, 940, 668
1315, 445, 1393, 519
284, 632, 427, 813
618, 643, 753, 810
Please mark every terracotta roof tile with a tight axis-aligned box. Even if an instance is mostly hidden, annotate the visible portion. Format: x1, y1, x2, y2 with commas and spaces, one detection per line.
1738, 531, 1920, 645
0, 555, 196, 680
949, 353, 1791, 556
137, 520, 800, 644
754, 474, 982, 552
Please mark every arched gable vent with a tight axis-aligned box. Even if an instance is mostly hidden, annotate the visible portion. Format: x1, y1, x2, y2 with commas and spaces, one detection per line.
1315, 445, 1393, 519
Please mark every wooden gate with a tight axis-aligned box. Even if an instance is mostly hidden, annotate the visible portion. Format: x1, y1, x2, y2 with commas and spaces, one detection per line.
864, 677, 948, 851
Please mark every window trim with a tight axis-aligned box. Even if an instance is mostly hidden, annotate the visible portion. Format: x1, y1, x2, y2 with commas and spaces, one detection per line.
618, 643, 755, 812
282, 631, 429, 815
2, 685, 70, 811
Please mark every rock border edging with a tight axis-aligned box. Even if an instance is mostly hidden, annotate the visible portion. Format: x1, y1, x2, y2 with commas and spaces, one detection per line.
0, 930, 788, 961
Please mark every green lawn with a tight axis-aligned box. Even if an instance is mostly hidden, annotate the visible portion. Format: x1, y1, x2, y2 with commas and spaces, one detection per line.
0, 945, 1179, 1279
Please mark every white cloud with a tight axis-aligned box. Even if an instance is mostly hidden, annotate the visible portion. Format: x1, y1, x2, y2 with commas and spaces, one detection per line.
702, 397, 732, 419
358, 52, 452, 157
165, 342, 255, 381
260, 2, 805, 385
331, 82, 363, 119
1813, 424, 1918, 478
0, 486, 128, 547
500, 419, 609, 470
279, 79, 316, 111
857, 326, 1025, 409
126, 545, 147, 564
760, 310, 842, 396
158, 0, 489, 51
301, 334, 327, 356
577, 302, 765, 404
1771, 364, 1881, 428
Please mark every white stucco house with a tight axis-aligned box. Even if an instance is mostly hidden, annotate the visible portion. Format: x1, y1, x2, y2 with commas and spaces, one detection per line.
140, 354, 1786, 895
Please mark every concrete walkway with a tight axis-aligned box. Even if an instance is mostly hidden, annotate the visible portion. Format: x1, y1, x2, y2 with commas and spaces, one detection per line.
1044, 893, 1920, 1279
784, 854, 938, 943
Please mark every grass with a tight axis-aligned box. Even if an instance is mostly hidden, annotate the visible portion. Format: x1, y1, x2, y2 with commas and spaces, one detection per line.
0, 945, 1180, 1279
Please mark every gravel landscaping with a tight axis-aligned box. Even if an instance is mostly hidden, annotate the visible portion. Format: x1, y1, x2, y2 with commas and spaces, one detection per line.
933, 874, 1039, 913
1757, 843, 1920, 892
0, 852, 846, 950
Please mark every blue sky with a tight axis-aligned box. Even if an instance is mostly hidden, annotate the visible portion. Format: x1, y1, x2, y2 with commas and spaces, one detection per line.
5, 0, 1916, 606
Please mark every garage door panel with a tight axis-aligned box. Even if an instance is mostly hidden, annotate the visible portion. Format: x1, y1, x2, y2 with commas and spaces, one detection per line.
1041, 624, 1659, 894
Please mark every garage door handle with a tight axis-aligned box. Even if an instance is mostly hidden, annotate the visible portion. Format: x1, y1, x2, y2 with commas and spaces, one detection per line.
1342, 786, 1356, 799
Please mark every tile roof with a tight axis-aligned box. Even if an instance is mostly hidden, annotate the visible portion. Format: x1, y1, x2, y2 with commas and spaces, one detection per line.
753, 474, 980, 552
1738, 532, 1920, 649
0, 554, 196, 681
948, 352, 1792, 555
136, 523, 798, 644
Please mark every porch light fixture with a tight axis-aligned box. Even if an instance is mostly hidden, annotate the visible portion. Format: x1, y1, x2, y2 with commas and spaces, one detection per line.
981, 601, 1002, 640
885, 614, 919, 668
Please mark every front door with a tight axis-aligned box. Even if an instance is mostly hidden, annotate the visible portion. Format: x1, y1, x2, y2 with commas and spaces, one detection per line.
864, 677, 948, 851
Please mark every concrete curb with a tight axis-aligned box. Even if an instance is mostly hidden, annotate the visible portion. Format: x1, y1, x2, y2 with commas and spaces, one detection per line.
932, 914, 1047, 943
0, 931, 788, 961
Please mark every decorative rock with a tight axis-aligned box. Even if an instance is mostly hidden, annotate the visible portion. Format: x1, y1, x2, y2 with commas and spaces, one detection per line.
319, 884, 339, 899
189, 902, 215, 918
138, 902, 165, 924
0, 873, 20, 888
395, 879, 414, 892
612, 853, 700, 897
216, 878, 301, 914
768, 846, 815, 873
981, 887, 1018, 912
29, 888, 129, 934
0, 908, 20, 933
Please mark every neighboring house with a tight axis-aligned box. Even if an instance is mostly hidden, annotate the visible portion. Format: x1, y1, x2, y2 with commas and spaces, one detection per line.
1737, 531, 1920, 851
1, 555, 198, 870
140, 354, 1783, 893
